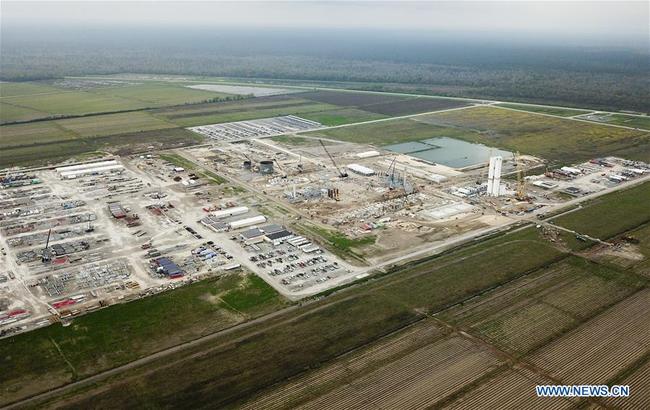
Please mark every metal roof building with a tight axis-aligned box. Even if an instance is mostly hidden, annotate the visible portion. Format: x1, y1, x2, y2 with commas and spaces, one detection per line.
212, 206, 249, 219
229, 215, 267, 230
346, 163, 375, 176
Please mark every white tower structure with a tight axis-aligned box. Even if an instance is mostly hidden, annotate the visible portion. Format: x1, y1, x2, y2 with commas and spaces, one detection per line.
486, 156, 503, 197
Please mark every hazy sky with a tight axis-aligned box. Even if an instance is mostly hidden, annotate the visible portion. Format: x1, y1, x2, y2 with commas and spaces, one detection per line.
2, 1, 648, 45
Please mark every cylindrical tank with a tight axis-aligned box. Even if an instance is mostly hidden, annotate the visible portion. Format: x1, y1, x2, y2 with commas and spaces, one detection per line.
243, 160, 252, 170
259, 160, 274, 175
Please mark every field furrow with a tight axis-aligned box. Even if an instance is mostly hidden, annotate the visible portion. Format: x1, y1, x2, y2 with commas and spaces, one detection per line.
529, 289, 650, 384
444, 366, 576, 410
296, 335, 502, 410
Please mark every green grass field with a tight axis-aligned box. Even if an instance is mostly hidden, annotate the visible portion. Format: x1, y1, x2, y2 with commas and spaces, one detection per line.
0, 102, 48, 122
303, 117, 482, 145
0, 128, 202, 168
299, 223, 377, 260
552, 182, 650, 243
156, 98, 338, 127
497, 103, 591, 117
0, 112, 180, 166
0, 81, 62, 97
89, 82, 233, 106
57, 111, 176, 137
159, 153, 226, 184
417, 106, 650, 164
0, 81, 235, 123
1, 121, 78, 148
2, 91, 143, 119
0, 274, 285, 405
299, 107, 386, 126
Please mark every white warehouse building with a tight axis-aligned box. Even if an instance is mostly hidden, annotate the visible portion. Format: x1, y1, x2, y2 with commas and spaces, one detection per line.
58, 163, 124, 179
212, 206, 249, 219
55, 160, 118, 174
346, 163, 375, 176
229, 215, 267, 230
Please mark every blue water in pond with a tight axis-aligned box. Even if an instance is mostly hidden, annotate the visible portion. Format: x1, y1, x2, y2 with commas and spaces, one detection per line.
384, 137, 512, 168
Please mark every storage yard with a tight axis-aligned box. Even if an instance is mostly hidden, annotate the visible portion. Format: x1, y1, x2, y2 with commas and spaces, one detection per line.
189, 115, 323, 141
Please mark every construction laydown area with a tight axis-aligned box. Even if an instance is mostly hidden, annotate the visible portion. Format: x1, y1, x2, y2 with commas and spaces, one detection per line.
1, 111, 650, 339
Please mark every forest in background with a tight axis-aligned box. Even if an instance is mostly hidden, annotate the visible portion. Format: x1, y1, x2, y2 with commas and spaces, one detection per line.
2, 28, 648, 112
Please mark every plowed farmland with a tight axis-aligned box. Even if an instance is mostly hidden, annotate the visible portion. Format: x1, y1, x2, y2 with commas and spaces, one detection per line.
445, 367, 576, 410
605, 358, 650, 409
529, 288, 650, 385
298, 90, 470, 115
241, 320, 449, 410
438, 257, 646, 354
296, 335, 503, 410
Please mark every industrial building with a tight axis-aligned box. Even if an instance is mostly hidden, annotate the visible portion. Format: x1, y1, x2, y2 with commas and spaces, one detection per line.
229, 215, 267, 230
152, 257, 183, 278
240, 228, 265, 244
264, 229, 293, 246
212, 206, 249, 219
346, 163, 375, 176
56, 160, 124, 179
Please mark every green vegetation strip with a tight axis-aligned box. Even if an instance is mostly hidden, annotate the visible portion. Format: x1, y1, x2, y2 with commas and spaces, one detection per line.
158, 153, 226, 184
552, 181, 650, 245
297, 223, 376, 261
303, 117, 480, 146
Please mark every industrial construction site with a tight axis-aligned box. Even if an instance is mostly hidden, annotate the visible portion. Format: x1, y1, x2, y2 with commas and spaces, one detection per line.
1, 112, 649, 339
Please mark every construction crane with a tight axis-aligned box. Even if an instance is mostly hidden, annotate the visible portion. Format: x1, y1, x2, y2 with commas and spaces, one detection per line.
514, 151, 527, 200
386, 156, 398, 189
41, 228, 52, 263
319, 139, 348, 178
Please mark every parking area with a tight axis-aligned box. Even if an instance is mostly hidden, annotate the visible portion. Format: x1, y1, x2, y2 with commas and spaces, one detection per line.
245, 241, 349, 293
189, 115, 322, 142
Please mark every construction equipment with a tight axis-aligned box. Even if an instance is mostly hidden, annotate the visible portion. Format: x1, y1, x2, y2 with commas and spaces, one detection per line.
41, 229, 52, 263
386, 157, 398, 188
273, 159, 288, 178
319, 139, 348, 178
514, 151, 527, 200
